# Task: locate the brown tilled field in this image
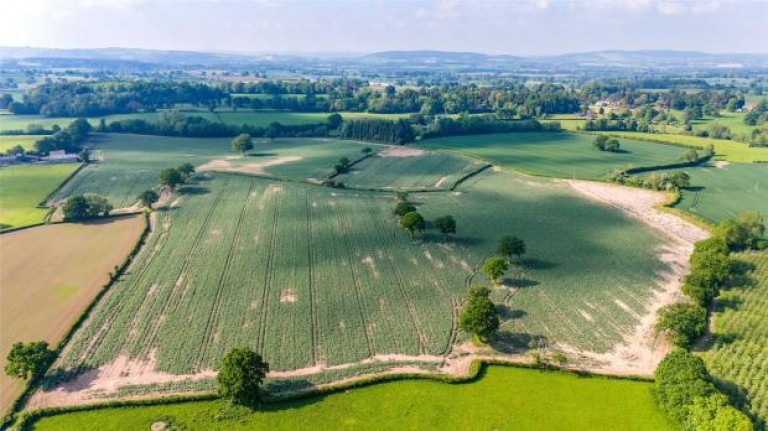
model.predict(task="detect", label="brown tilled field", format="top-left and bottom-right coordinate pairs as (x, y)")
top-left (0, 215), bottom-right (145, 414)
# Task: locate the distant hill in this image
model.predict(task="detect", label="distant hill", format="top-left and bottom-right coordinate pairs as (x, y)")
top-left (1, 46), bottom-right (766, 69)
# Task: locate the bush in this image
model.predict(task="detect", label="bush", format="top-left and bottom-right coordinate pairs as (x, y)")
top-left (218, 348), bottom-right (269, 406)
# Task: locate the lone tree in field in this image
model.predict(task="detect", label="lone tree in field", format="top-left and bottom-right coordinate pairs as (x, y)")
top-left (138, 190), bottom-right (160, 209)
top-left (459, 285), bottom-right (499, 342)
top-left (5, 341), bottom-right (55, 380)
top-left (62, 194), bottom-right (113, 221)
top-left (481, 257), bottom-right (508, 285)
top-left (435, 215), bottom-right (457, 241)
top-left (231, 133), bottom-right (254, 154)
top-left (159, 168), bottom-right (184, 190)
top-left (177, 162), bottom-right (195, 178)
top-left (393, 201), bottom-right (416, 217)
top-left (361, 146), bottom-right (373, 155)
top-left (327, 113), bottom-right (343, 130)
top-left (334, 157), bottom-right (352, 174)
top-left (400, 211), bottom-right (425, 239)
top-left (682, 149), bottom-right (700, 164)
top-left (497, 236), bottom-right (526, 261)
top-left (593, 135), bottom-right (621, 152)
top-left (218, 347), bottom-right (269, 406)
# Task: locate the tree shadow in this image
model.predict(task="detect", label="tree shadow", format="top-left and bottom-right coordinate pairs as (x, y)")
top-left (711, 376), bottom-right (758, 425)
top-left (40, 365), bottom-right (98, 391)
top-left (177, 186), bottom-right (210, 195)
top-left (519, 258), bottom-right (557, 270)
top-left (503, 277), bottom-right (539, 288)
top-left (246, 152), bottom-right (278, 157)
top-left (710, 332), bottom-right (740, 347)
top-left (496, 304), bottom-right (527, 321)
top-left (729, 259), bottom-right (757, 288)
top-left (489, 331), bottom-right (548, 354)
top-left (714, 296), bottom-right (743, 312)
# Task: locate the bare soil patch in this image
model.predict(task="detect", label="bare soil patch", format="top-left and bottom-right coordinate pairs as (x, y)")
top-left (378, 147), bottom-right (425, 157)
top-left (0, 216), bottom-right (145, 412)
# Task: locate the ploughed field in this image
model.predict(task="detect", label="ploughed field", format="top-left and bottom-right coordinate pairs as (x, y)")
top-left (43, 165), bottom-right (668, 398)
top-left (31, 366), bottom-right (673, 431)
top-left (0, 216), bottom-right (146, 413)
top-left (418, 132), bottom-right (687, 180)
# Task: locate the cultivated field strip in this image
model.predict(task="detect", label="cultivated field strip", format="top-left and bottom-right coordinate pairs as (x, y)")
top-left (335, 151), bottom-right (488, 191)
top-left (706, 252), bottom-right (768, 424)
top-left (58, 174), bottom-right (462, 375)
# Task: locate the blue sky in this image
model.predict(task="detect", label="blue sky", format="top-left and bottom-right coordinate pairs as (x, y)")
top-left (2, 0), bottom-right (766, 54)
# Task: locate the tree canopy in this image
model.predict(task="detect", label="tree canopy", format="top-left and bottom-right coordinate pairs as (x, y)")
top-left (459, 285), bottom-right (499, 342)
top-left (434, 215), bottom-right (457, 241)
top-left (496, 236), bottom-right (526, 260)
top-left (481, 257), bottom-right (508, 284)
top-left (4, 341), bottom-right (55, 380)
top-left (231, 133), bottom-right (254, 154)
top-left (218, 347), bottom-right (270, 406)
top-left (62, 194), bottom-right (113, 221)
top-left (399, 211), bottom-right (425, 239)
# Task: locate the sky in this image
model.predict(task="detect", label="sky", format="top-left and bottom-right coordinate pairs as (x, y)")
top-left (1, 0), bottom-right (766, 55)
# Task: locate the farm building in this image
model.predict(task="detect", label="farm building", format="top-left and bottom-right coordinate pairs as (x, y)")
top-left (42, 150), bottom-right (78, 163)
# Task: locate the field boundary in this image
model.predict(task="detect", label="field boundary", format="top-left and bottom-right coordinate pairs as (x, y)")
top-left (12, 359), bottom-right (655, 430)
top-left (36, 162), bottom-right (85, 209)
top-left (2, 213), bottom-right (152, 428)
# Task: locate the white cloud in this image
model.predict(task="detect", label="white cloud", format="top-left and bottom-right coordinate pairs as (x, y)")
top-left (657, 1), bottom-right (685, 14)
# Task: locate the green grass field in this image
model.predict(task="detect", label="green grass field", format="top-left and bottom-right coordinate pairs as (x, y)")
top-left (0, 163), bottom-right (79, 229)
top-left (665, 163), bottom-right (768, 223)
top-left (50, 134), bottom-right (383, 207)
top-left (418, 132), bottom-right (686, 180)
top-left (0, 134), bottom-right (44, 152)
top-left (48, 166), bottom-right (666, 393)
top-left (705, 251), bottom-right (768, 426)
top-left (32, 366), bottom-right (672, 431)
top-left (335, 150), bottom-right (488, 190)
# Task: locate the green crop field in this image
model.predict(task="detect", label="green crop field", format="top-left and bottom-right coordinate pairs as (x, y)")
top-left (665, 163), bottom-right (768, 223)
top-left (705, 251), bottom-right (768, 426)
top-left (335, 150), bottom-right (488, 191)
top-left (0, 163), bottom-right (80, 230)
top-left (31, 366), bottom-right (672, 430)
top-left (418, 132), bottom-right (686, 180)
top-left (50, 134), bottom-right (384, 207)
top-left (46, 167), bottom-right (666, 396)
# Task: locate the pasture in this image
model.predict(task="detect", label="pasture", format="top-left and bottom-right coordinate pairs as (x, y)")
top-left (705, 251), bottom-right (768, 426)
top-left (0, 163), bottom-right (79, 230)
top-left (334, 148), bottom-right (488, 190)
top-left (588, 131), bottom-right (768, 163)
top-left (50, 134), bottom-right (382, 207)
top-left (42, 168), bottom-right (668, 404)
top-left (31, 366), bottom-right (672, 430)
top-left (418, 132), bottom-right (685, 180)
top-left (0, 216), bottom-right (145, 414)
top-left (0, 134), bottom-right (43, 153)
top-left (669, 163), bottom-right (768, 222)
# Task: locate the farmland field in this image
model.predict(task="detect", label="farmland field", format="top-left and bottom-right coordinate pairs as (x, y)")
top-left (0, 110), bottom-right (410, 131)
top-left (334, 149), bottom-right (488, 190)
top-left (31, 366), bottom-right (672, 430)
top-left (0, 134), bottom-right (43, 152)
top-left (666, 163), bottom-right (768, 222)
top-left (50, 134), bottom-right (383, 207)
top-left (0, 216), bottom-right (145, 414)
top-left (705, 251), bottom-right (768, 427)
top-left (418, 132), bottom-right (686, 180)
top-left (587, 131), bottom-right (768, 163)
top-left (0, 163), bottom-right (79, 229)
top-left (38, 167), bottom-right (669, 403)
